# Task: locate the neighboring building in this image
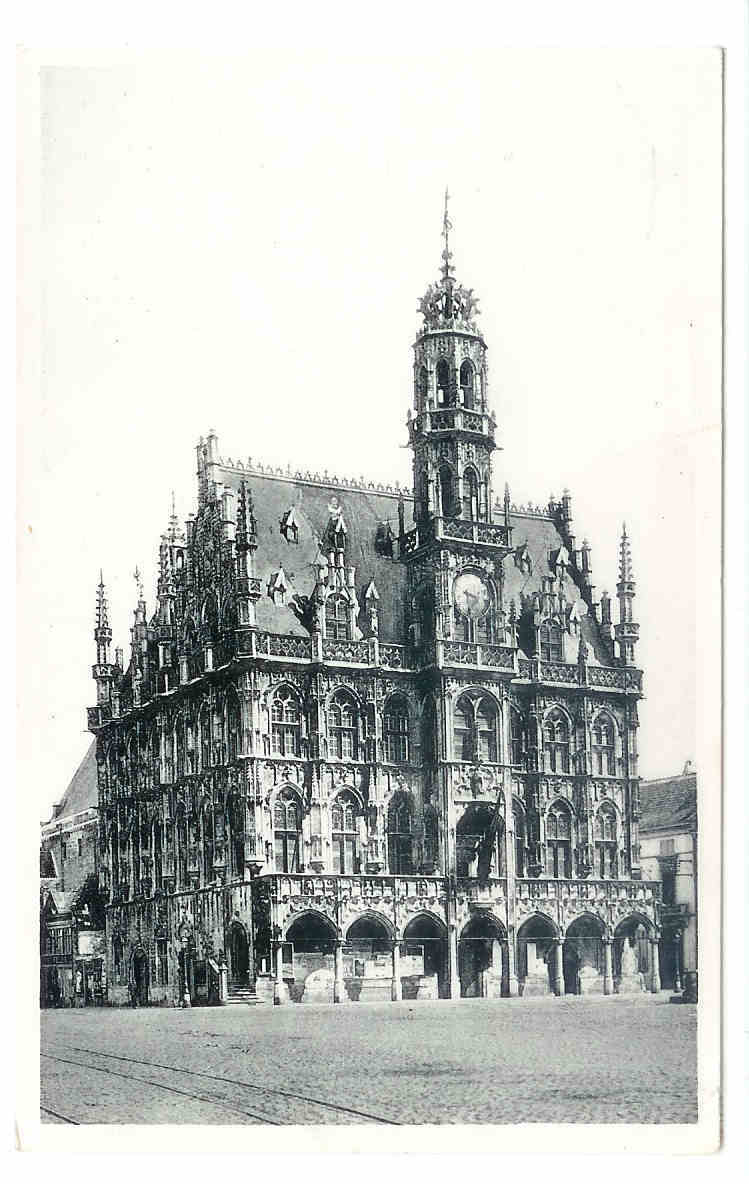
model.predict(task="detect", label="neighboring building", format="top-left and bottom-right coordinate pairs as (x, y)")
top-left (87, 203), bottom-right (661, 1007)
top-left (640, 763), bottom-right (697, 1002)
top-left (40, 742), bottom-right (107, 1007)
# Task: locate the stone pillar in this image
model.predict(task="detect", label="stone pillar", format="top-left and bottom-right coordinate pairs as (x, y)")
top-left (552, 939), bottom-right (564, 996)
top-left (603, 938), bottom-right (613, 996)
top-left (334, 940), bottom-right (344, 1004)
top-left (673, 932), bottom-right (683, 993)
top-left (273, 941), bottom-right (284, 1006)
top-left (391, 941), bottom-right (402, 1002)
top-left (506, 932), bottom-right (518, 997)
top-left (682, 971), bottom-right (698, 1003)
top-left (181, 944), bottom-right (192, 1008)
top-left (650, 939), bottom-right (661, 994)
top-left (447, 925), bottom-right (460, 999)
top-left (218, 958), bottom-right (229, 1005)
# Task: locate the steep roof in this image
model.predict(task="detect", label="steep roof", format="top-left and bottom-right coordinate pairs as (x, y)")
top-left (45, 741), bottom-right (98, 825)
top-left (216, 462), bottom-right (611, 661)
top-left (639, 772), bottom-right (697, 835)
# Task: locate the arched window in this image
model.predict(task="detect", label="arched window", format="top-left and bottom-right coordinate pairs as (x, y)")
top-left (176, 810), bottom-right (187, 889)
top-left (274, 790), bottom-right (302, 873)
top-left (420, 697), bottom-right (437, 765)
top-left (436, 358), bottom-right (450, 405)
top-left (271, 687), bottom-right (302, 757)
top-left (199, 704), bottom-right (210, 771)
top-left (212, 702), bottom-right (224, 764)
top-left (423, 803), bottom-right (439, 868)
top-left (153, 822), bottom-right (163, 892)
top-left (456, 804), bottom-right (504, 878)
top-left (227, 692), bottom-right (241, 761)
top-left (460, 360), bottom-right (475, 408)
top-left (202, 804), bottom-right (215, 885)
top-left (418, 365), bottom-right (429, 408)
top-left (127, 735), bottom-right (138, 788)
top-left (513, 799), bottom-right (526, 876)
top-left (328, 691), bottom-right (358, 760)
top-left (439, 465), bottom-right (454, 517)
top-left (453, 697), bottom-right (473, 762)
top-left (184, 716), bottom-right (196, 775)
top-left (546, 802), bottom-right (572, 878)
top-left (543, 709), bottom-right (570, 773)
top-left (325, 596), bottom-right (351, 641)
top-left (595, 803), bottom-right (617, 878)
top-left (592, 714), bottom-right (615, 775)
top-left (383, 697), bottom-right (409, 763)
top-left (462, 467), bottom-right (479, 521)
top-left (387, 794), bottom-right (413, 874)
top-left (511, 708), bottom-right (526, 767)
top-left (476, 697), bottom-right (498, 763)
top-left (331, 792), bottom-right (359, 874)
top-left (539, 620), bottom-right (563, 662)
top-left (175, 715), bottom-right (186, 779)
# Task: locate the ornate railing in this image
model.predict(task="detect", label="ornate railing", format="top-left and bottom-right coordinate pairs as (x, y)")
top-left (455, 877), bottom-right (508, 903)
top-left (441, 516), bottom-right (473, 540)
top-left (540, 661), bottom-right (580, 685)
top-left (514, 659), bottom-right (643, 693)
top-left (443, 641), bottom-right (479, 665)
top-left (322, 638), bottom-right (371, 664)
top-left (516, 878), bottom-right (660, 904)
top-left (442, 641), bottom-right (515, 670)
top-left (379, 643), bottom-right (408, 669)
top-left (272, 873), bottom-right (446, 903)
top-left (256, 632), bottom-right (314, 660)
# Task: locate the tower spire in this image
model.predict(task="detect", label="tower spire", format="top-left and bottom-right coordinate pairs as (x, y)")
top-left (441, 187), bottom-right (454, 283)
top-left (615, 521), bottom-right (639, 666)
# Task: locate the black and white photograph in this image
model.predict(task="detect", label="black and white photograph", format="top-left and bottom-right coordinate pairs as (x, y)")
top-left (16, 22), bottom-right (733, 1158)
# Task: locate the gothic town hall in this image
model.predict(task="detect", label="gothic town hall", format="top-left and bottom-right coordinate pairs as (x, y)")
top-left (88, 207), bottom-right (661, 1007)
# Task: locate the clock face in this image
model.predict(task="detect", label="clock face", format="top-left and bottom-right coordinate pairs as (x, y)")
top-left (453, 573), bottom-right (491, 620)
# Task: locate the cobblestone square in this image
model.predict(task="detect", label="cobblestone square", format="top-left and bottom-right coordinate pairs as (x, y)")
top-left (40, 995), bottom-right (697, 1126)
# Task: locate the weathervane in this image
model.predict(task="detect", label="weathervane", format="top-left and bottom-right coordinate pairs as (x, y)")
top-left (441, 186), bottom-right (454, 282)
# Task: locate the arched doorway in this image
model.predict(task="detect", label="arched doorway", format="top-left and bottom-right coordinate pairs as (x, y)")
top-left (614, 916), bottom-right (651, 994)
top-left (132, 948), bottom-right (149, 1006)
top-left (458, 914), bottom-right (506, 998)
top-left (345, 914), bottom-right (394, 1002)
top-left (402, 914), bottom-right (448, 999)
top-left (517, 914), bottom-right (557, 996)
top-left (227, 920), bottom-right (250, 985)
top-left (563, 915), bottom-right (606, 994)
top-left (286, 911), bottom-right (338, 1004)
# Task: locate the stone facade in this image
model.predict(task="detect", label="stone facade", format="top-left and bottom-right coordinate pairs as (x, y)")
top-left (639, 764), bottom-right (697, 1001)
top-left (40, 743), bottom-right (106, 1006)
top-left (87, 201), bottom-right (660, 1006)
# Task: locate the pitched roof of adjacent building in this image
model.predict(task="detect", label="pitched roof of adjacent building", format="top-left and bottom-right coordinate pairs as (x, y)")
top-left (44, 740), bottom-right (98, 826)
top-left (639, 769), bottom-right (697, 835)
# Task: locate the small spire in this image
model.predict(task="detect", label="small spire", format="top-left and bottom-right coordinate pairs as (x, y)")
top-left (133, 565), bottom-right (144, 602)
top-left (95, 572), bottom-right (109, 631)
top-left (168, 490), bottom-right (179, 541)
top-left (440, 187), bottom-right (454, 283)
top-left (619, 522), bottom-right (634, 582)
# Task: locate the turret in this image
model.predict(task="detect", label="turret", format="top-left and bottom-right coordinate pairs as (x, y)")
top-left (235, 480), bottom-right (260, 627)
top-left (92, 572), bottom-right (114, 706)
top-left (615, 523), bottom-right (639, 666)
top-left (409, 192), bottom-right (498, 528)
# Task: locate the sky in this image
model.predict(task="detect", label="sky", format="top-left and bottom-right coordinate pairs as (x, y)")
top-left (18, 50), bottom-right (722, 821)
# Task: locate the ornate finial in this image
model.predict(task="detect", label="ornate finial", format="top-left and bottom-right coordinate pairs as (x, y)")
top-left (168, 490), bottom-right (179, 541)
top-left (133, 566), bottom-right (144, 601)
top-left (95, 572), bottom-right (109, 631)
top-left (619, 522), bottom-right (634, 582)
top-left (441, 187), bottom-right (454, 283)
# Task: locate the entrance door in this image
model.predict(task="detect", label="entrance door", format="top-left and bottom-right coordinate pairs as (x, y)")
top-left (133, 949), bottom-right (149, 1006)
top-left (228, 923), bottom-right (250, 984)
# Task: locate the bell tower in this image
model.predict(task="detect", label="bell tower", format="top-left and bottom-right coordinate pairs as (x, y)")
top-left (409, 190), bottom-right (498, 525)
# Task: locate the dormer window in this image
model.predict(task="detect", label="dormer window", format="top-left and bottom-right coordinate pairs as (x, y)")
top-left (279, 507), bottom-right (299, 544)
top-left (267, 567), bottom-right (291, 606)
top-left (539, 620), bottom-right (563, 662)
top-left (325, 595), bottom-right (351, 641)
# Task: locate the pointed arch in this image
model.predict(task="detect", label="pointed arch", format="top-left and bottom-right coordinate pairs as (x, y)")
top-left (273, 786), bottom-right (303, 873)
top-left (594, 800), bottom-right (619, 878)
top-left (331, 789), bottom-right (360, 874)
top-left (325, 594), bottom-right (351, 641)
top-left (461, 465), bottom-right (479, 521)
top-left (543, 706), bottom-right (571, 773)
top-left (270, 683), bottom-right (302, 757)
top-left (438, 464), bottom-right (455, 517)
top-left (383, 694), bottom-right (409, 763)
top-left (436, 358), bottom-right (451, 406)
top-left (328, 689), bottom-right (360, 760)
top-left (460, 359), bottom-right (475, 409)
top-left (387, 791), bottom-right (414, 874)
top-left (545, 797), bottom-right (574, 878)
top-left (539, 618), bottom-right (563, 662)
top-left (591, 709), bottom-right (617, 775)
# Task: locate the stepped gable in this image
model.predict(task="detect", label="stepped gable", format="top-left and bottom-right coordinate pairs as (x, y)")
top-left (45, 740), bottom-right (98, 824)
top-left (216, 461), bottom-right (411, 643)
top-left (639, 772), bottom-right (697, 834)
